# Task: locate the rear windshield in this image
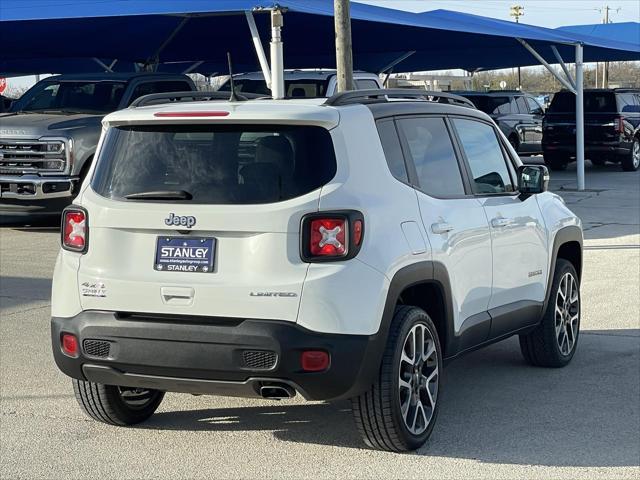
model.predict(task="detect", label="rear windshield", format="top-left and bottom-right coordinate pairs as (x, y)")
top-left (548, 91), bottom-right (617, 113)
top-left (464, 95), bottom-right (513, 115)
top-left (219, 79), bottom-right (329, 98)
top-left (91, 124), bottom-right (337, 204)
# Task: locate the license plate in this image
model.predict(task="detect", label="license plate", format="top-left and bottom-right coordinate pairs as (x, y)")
top-left (154, 237), bottom-right (216, 273)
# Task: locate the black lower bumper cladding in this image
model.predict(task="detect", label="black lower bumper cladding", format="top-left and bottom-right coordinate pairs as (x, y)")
top-left (51, 311), bottom-right (383, 401)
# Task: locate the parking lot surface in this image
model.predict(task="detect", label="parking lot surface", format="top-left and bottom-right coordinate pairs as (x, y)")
top-left (1, 162), bottom-right (638, 479)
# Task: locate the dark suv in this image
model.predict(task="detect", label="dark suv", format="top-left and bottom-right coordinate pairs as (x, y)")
top-left (543, 89), bottom-right (640, 171)
top-left (456, 91), bottom-right (544, 155)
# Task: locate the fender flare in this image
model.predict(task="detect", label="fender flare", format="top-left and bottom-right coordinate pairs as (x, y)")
top-left (342, 261), bottom-right (455, 398)
top-left (542, 225), bottom-right (583, 313)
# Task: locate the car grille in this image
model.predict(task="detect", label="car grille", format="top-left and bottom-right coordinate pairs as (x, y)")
top-left (0, 140), bottom-right (67, 174)
top-left (242, 350), bottom-right (278, 370)
top-left (83, 339), bottom-right (111, 359)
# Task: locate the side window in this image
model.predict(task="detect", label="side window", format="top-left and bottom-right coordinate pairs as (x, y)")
top-left (492, 96), bottom-right (513, 114)
top-left (526, 96), bottom-right (544, 114)
top-left (453, 118), bottom-right (514, 194)
top-left (128, 81), bottom-right (192, 105)
top-left (618, 93), bottom-right (639, 113)
top-left (515, 96), bottom-right (529, 114)
top-left (396, 117), bottom-right (465, 197)
top-left (376, 120), bottom-right (408, 183)
top-left (355, 79), bottom-right (380, 90)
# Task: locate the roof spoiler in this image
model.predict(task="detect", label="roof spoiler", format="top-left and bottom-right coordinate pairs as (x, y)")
top-left (129, 90), bottom-right (268, 108)
top-left (324, 89), bottom-right (475, 108)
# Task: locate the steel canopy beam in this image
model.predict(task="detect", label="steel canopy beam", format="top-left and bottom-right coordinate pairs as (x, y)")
top-left (517, 38), bottom-right (576, 94)
top-left (245, 11), bottom-right (272, 89)
top-left (378, 51), bottom-right (416, 74)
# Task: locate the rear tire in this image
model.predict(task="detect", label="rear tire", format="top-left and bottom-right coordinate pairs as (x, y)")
top-left (73, 379), bottom-right (164, 425)
top-left (544, 153), bottom-right (569, 171)
top-left (621, 137), bottom-right (640, 171)
top-left (351, 306), bottom-right (442, 452)
top-left (519, 259), bottom-right (580, 368)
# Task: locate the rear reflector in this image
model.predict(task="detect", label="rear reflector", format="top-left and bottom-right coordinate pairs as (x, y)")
top-left (154, 111), bottom-right (229, 117)
top-left (301, 350), bottom-right (330, 372)
top-left (62, 207), bottom-right (87, 253)
top-left (61, 333), bottom-right (79, 357)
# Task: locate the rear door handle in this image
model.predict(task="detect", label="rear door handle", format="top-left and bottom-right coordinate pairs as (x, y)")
top-left (431, 222), bottom-right (454, 234)
top-left (491, 217), bottom-right (513, 228)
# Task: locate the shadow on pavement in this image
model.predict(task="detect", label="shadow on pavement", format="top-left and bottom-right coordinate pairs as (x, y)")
top-left (146, 329), bottom-right (639, 467)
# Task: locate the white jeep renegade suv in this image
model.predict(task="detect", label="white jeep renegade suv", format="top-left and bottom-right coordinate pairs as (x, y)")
top-left (51, 89), bottom-right (583, 452)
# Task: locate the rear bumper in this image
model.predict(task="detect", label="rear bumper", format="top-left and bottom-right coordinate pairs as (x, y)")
top-left (52, 311), bottom-right (382, 401)
top-left (542, 142), bottom-right (629, 157)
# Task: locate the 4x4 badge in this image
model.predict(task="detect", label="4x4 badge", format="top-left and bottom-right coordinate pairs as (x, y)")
top-left (165, 213), bottom-right (196, 229)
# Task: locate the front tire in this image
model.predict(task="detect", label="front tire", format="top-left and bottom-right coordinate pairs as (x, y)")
top-left (621, 137), bottom-right (640, 171)
top-left (73, 379), bottom-right (164, 425)
top-left (519, 259), bottom-right (580, 368)
top-left (351, 306), bottom-right (442, 452)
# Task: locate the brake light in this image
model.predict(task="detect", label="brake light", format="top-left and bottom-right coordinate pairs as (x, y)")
top-left (153, 111), bottom-right (229, 117)
top-left (616, 116), bottom-right (625, 134)
top-left (61, 333), bottom-right (79, 357)
top-left (300, 211), bottom-right (364, 262)
top-left (62, 207), bottom-right (87, 253)
top-left (310, 218), bottom-right (347, 256)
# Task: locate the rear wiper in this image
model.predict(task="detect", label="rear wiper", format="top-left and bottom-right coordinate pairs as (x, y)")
top-left (124, 190), bottom-right (193, 200)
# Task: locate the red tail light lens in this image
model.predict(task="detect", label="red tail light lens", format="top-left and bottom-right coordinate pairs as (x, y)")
top-left (301, 350), bottom-right (330, 372)
top-left (616, 116), bottom-right (625, 134)
top-left (301, 211), bottom-right (364, 262)
top-left (62, 208), bottom-right (88, 253)
top-left (310, 218), bottom-right (347, 256)
top-left (61, 333), bottom-right (79, 357)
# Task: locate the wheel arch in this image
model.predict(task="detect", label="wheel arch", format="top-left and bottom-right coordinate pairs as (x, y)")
top-left (344, 261), bottom-right (455, 399)
top-left (543, 226), bottom-right (583, 313)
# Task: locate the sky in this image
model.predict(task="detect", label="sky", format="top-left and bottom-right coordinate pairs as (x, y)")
top-left (358, 0), bottom-right (640, 28)
top-left (3, 0), bottom-right (639, 92)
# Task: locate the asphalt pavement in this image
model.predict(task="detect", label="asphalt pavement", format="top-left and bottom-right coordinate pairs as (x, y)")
top-left (1, 160), bottom-right (638, 479)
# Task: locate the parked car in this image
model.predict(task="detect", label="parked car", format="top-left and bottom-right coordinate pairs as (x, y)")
top-left (0, 72), bottom-right (196, 220)
top-left (455, 90), bottom-right (545, 155)
top-left (51, 89), bottom-right (582, 452)
top-left (0, 94), bottom-right (13, 113)
top-left (217, 69), bottom-right (382, 97)
top-left (543, 88), bottom-right (640, 171)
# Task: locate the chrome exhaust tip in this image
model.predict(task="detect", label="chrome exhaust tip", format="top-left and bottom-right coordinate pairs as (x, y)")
top-left (259, 384), bottom-right (295, 400)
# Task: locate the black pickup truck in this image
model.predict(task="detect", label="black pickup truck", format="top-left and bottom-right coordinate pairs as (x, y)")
top-left (542, 89), bottom-right (640, 171)
top-left (0, 73), bottom-right (196, 221)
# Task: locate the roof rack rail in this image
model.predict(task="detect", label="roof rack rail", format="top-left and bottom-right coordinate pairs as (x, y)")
top-left (129, 90), bottom-right (267, 108)
top-left (324, 89), bottom-right (475, 108)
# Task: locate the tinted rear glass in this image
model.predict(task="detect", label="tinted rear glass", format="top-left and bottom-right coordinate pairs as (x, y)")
top-left (548, 91), bottom-right (618, 113)
top-left (92, 124), bottom-right (336, 204)
top-left (220, 79), bottom-right (329, 97)
top-left (464, 95), bottom-right (513, 115)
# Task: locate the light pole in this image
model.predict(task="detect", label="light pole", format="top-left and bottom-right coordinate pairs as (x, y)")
top-left (510, 5), bottom-right (524, 90)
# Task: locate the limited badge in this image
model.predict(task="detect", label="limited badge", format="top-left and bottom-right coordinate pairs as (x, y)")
top-left (81, 281), bottom-right (107, 298)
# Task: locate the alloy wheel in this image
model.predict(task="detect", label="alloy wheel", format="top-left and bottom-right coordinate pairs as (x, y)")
top-left (633, 139), bottom-right (639, 169)
top-left (117, 387), bottom-right (159, 410)
top-left (398, 323), bottom-right (439, 435)
top-left (555, 272), bottom-right (580, 356)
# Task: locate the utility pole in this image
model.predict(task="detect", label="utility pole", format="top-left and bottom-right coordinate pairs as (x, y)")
top-left (598, 5), bottom-right (620, 88)
top-left (510, 5), bottom-right (524, 90)
top-left (334, 0), bottom-right (354, 93)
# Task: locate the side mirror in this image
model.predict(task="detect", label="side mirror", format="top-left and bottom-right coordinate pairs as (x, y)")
top-left (518, 165), bottom-right (549, 195)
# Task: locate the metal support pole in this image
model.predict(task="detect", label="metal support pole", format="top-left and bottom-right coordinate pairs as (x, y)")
top-left (92, 57), bottom-right (114, 73)
top-left (575, 43), bottom-right (585, 191)
top-left (270, 9), bottom-right (284, 99)
top-left (334, 0), bottom-right (354, 92)
top-left (550, 46), bottom-right (576, 90)
top-left (517, 39), bottom-right (576, 94)
top-left (245, 11), bottom-right (272, 89)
